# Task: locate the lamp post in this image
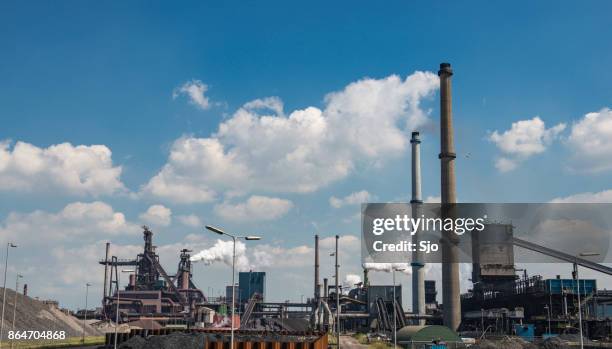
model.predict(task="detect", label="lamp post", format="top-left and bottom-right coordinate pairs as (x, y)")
top-left (393, 267), bottom-right (405, 349)
top-left (9, 274), bottom-right (22, 349)
top-left (0, 242), bottom-right (17, 348)
top-left (329, 235), bottom-right (340, 348)
top-left (114, 269), bottom-right (134, 349)
top-left (544, 305), bottom-right (551, 335)
top-left (574, 252), bottom-right (599, 349)
top-left (82, 283), bottom-right (91, 344)
top-left (205, 225), bottom-right (261, 349)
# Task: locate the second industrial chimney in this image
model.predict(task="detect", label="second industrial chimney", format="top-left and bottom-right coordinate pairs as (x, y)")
top-left (410, 131), bottom-right (426, 325)
top-left (314, 234), bottom-right (320, 301)
top-left (438, 62), bottom-right (461, 330)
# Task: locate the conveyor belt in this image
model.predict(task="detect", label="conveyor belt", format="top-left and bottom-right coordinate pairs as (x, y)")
top-left (512, 237), bottom-right (612, 276)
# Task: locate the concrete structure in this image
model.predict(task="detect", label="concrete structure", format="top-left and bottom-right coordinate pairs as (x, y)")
top-left (410, 131), bottom-right (425, 325)
top-left (438, 62), bottom-right (461, 330)
top-left (471, 223), bottom-right (516, 293)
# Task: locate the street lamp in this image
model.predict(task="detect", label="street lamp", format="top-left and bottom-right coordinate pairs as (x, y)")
top-left (544, 305), bottom-right (551, 335)
top-left (205, 225), bottom-right (261, 349)
top-left (82, 283), bottom-right (92, 344)
top-left (329, 235), bottom-right (340, 348)
top-left (574, 252), bottom-right (599, 349)
top-left (114, 270), bottom-right (134, 349)
top-left (393, 267), bottom-right (405, 349)
top-left (9, 274), bottom-right (22, 349)
top-left (0, 242), bottom-right (17, 349)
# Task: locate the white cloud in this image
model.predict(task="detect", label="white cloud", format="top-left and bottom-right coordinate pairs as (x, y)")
top-left (488, 116), bottom-right (566, 172)
top-left (139, 204), bottom-right (172, 226)
top-left (214, 195), bottom-right (293, 221)
top-left (144, 72), bottom-right (439, 203)
top-left (242, 96), bottom-right (284, 116)
top-left (173, 79), bottom-right (211, 110)
top-left (0, 140), bottom-right (124, 196)
top-left (177, 214), bottom-right (202, 227)
top-left (319, 235), bottom-right (360, 250)
top-left (0, 201), bottom-right (139, 244)
top-left (424, 195), bottom-right (440, 203)
top-left (566, 108), bottom-right (612, 172)
top-left (329, 190), bottom-right (373, 208)
top-left (550, 189), bottom-right (612, 203)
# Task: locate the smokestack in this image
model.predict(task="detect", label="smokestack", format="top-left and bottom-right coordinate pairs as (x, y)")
top-left (314, 235), bottom-right (320, 301)
top-left (129, 274), bottom-right (136, 287)
top-left (410, 131), bottom-right (426, 325)
top-left (181, 271), bottom-right (190, 290)
top-left (103, 242), bottom-right (110, 299)
top-left (323, 278), bottom-right (328, 299)
top-left (438, 62), bottom-right (461, 330)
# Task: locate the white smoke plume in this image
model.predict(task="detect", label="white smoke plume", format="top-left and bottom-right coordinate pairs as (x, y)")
top-left (190, 239), bottom-right (252, 271)
top-left (363, 262), bottom-right (412, 274)
top-left (344, 273), bottom-right (362, 286)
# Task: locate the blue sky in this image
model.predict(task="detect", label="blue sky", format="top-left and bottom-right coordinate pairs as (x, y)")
top-left (1, 1), bottom-right (611, 309)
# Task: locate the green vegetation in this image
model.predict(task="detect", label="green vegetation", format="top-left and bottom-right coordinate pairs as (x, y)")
top-left (351, 332), bottom-right (394, 349)
top-left (353, 333), bottom-right (368, 344)
top-left (7, 336), bottom-right (105, 348)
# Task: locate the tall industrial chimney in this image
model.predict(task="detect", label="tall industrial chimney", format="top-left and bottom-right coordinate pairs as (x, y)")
top-left (103, 242), bottom-right (110, 299)
top-left (314, 235), bottom-right (320, 301)
top-left (438, 62), bottom-right (461, 330)
top-left (410, 131), bottom-right (426, 325)
top-left (323, 278), bottom-right (328, 299)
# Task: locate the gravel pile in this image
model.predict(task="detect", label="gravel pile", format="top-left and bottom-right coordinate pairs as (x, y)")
top-left (473, 337), bottom-right (537, 349)
top-left (0, 287), bottom-right (102, 340)
top-left (119, 332), bottom-right (207, 349)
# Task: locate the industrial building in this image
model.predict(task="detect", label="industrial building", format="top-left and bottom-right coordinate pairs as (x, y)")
top-left (99, 226), bottom-right (206, 324)
top-left (238, 271), bottom-right (266, 304)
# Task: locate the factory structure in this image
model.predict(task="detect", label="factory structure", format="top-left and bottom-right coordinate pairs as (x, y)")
top-left (96, 63), bottom-right (612, 346)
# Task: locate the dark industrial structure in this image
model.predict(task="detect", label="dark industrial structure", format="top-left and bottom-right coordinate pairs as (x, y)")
top-left (100, 227), bottom-right (205, 323)
top-left (239, 271), bottom-right (266, 304)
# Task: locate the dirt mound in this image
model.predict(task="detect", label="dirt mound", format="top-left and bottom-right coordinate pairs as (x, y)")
top-left (473, 337), bottom-right (537, 349)
top-left (119, 332), bottom-right (207, 349)
top-left (0, 287), bottom-right (101, 340)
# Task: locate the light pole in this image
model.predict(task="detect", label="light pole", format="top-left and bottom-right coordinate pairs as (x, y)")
top-left (0, 242), bottom-right (17, 348)
top-left (205, 225), bottom-right (261, 349)
top-left (330, 235), bottom-right (340, 348)
top-left (574, 252), bottom-right (599, 349)
top-left (82, 283), bottom-right (91, 344)
top-left (114, 269), bottom-right (134, 349)
top-left (544, 305), bottom-right (551, 334)
top-left (393, 267), bottom-right (405, 349)
top-left (9, 274), bottom-right (22, 349)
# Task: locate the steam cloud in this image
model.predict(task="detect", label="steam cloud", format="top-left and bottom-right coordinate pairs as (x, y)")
top-left (190, 239), bottom-right (252, 271)
top-left (344, 274), bottom-right (362, 286)
top-left (363, 262), bottom-right (412, 274)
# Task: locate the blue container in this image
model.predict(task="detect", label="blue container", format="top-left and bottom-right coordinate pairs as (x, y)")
top-left (546, 279), bottom-right (596, 295)
top-left (514, 324), bottom-right (534, 341)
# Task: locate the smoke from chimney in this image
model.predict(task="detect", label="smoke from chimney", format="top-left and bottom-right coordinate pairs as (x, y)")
top-left (190, 239), bottom-right (251, 270)
top-left (363, 262), bottom-right (412, 274)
